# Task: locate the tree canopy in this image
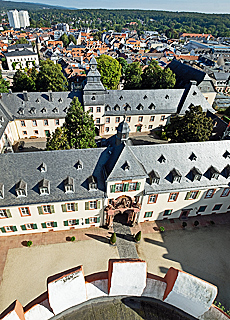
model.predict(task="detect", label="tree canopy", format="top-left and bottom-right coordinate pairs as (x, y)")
top-left (59, 33), bottom-right (69, 47)
top-left (14, 38), bottom-right (29, 45)
top-left (12, 69), bottom-right (36, 92)
top-left (96, 55), bottom-right (121, 90)
top-left (117, 57), bottom-right (128, 77)
top-left (46, 97), bottom-right (97, 150)
top-left (123, 62), bottom-right (143, 89)
top-left (0, 71), bottom-right (9, 93)
top-left (165, 105), bottom-right (213, 143)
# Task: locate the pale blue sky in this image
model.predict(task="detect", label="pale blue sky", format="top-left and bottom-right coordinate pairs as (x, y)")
top-left (10, 0), bottom-right (230, 13)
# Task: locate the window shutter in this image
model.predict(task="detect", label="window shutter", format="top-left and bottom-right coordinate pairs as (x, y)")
top-left (85, 218), bottom-right (89, 224)
top-left (37, 206), bottom-right (43, 215)
top-left (21, 225), bottom-right (26, 230)
top-left (185, 192), bottom-right (191, 200)
top-left (97, 217), bottom-right (100, 223)
top-left (74, 203), bottom-right (78, 211)
top-left (0, 227), bottom-right (6, 233)
top-left (64, 220), bottom-right (68, 226)
top-left (136, 182), bottom-right (141, 191)
top-left (53, 222), bottom-right (57, 227)
top-left (85, 202), bottom-right (89, 210)
top-left (96, 201), bottom-right (100, 209)
top-left (51, 205), bottom-right (55, 213)
top-left (41, 223), bottom-right (47, 228)
top-left (6, 209), bottom-right (11, 218)
top-left (76, 219), bottom-right (79, 225)
top-left (33, 224), bottom-right (38, 229)
top-left (111, 185), bottom-right (115, 193)
top-left (12, 226), bottom-right (17, 232)
top-left (61, 204), bottom-right (67, 212)
top-left (195, 191), bottom-right (201, 199)
top-left (124, 183), bottom-right (129, 192)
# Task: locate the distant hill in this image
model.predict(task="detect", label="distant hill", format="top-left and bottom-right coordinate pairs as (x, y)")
top-left (0, 0), bottom-right (68, 11)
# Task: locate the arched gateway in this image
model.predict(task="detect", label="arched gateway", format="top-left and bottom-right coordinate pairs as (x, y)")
top-left (105, 195), bottom-right (141, 227)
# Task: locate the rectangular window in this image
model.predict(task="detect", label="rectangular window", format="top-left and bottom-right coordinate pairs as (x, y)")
top-left (138, 116), bottom-right (143, 122)
top-left (129, 182), bottom-right (136, 191)
top-left (21, 120), bottom-right (26, 127)
top-left (55, 119), bottom-right (60, 125)
top-left (150, 116), bottom-right (155, 121)
top-left (68, 219), bottom-right (78, 226)
top-left (0, 209), bottom-right (7, 218)
top-left (144, 211), bottom-right (152, 218)
top-left (168, 192), bottom-right (179, 202)
top-left (115, 183), bottom-right (123, 192)
top-left (205, 189), bottom-right (216, 199)
top-left (25, 223), bottom-right (34, 230)
top-left (66, 203), bottom-right (75, 211)
top-left (198, 206), bottom-right (207, 212)
top-left (23, 131), bottom-right (27, 135)
top-left (148, 194), bottom-right (158, 203)
top-left (97, 107), bottom-right (101, 112)
top-left (40, 187), bottom-right (49, 195)
top-left (106, 117), bottom-right (110, 123)
top-left (212, 204), bottom-right (222, 211)
top-left (96, 118), bottom-right (100, 124)
top-left (45, 130), bottom-right (50, 137)
top-left (126, 117), bottom-right (131, 122)
top-left (34, 130), bottom-right (39, 135)
top-left (44, 120), bottom-right (49, 126)
top-left (115, 117), bottom-right (120, 123)
top-left (161, 116), bottom-right (165, 121)
top-left (186, 190), bottom-right (200, 200)
top-left (19, 207), bottom-right (30, 216)
top-left (32, 120), bottom-right (37, 126)
top-left (89, 107), bottom-right (93, 112)
top-left (89, 201), bottom-right (97, 209)
top-left (42, 205), bottom-right (51, 214)
top-left (221, 188), bottom-right (230, 197)
top-left (148, 125), bottom-right (153, 129)
top-left (163, 209), bottom-right (172, 216)
top-left (105, 127), bottom-right (109, 132)
top-left (46, 221), bottom-right (54, 228)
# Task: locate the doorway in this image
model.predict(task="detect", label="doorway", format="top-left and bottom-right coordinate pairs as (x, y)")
top-left (180, 209), bottom-right (191, 220)
top-left (113, 211), bottom-right (129, 225)
top-left (136, 125), bottom-right (141, 132)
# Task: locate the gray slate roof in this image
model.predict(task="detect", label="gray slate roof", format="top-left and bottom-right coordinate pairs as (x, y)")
top-left (4, 49), bottom-right (38, 57)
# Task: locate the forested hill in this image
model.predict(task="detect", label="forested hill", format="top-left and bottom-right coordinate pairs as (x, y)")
top-left (0, 0), bottom-right (67, 11)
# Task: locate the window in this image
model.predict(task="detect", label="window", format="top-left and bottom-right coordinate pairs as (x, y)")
top-left (97, 107), bottom-right (101, 112)
top-left (42, 205), bottom-right (51, 214)
top-left (161, 116), bottom-right (165, 121)
top-left (17, 189), bottom-right (26, 197)
top-left (89, 107), bottom-right (93, 112)
top-left (89, 201), bottom-right (97, 209)
top-left (126, 117), bottom-right (131, 122)
top-left (34, 130), bottom-right (39, 135)
top-left (144, 211), bottom-right (152, 218)
top-left (19, 207), bottom-right (30, 216)
top-left (65, 185), bottom-right (73, 193)
top-left (212, 204), bottom-right (222, 211)
top-left (25, 223), bottom-right (33, 230)
top-left (32, 120), bottom-right (37, 126)
top-left (148, 125), bottom-right (153, 129)
top-left (45, 130), bottom-right (50, 137)
top-left (68, 219), bottom-right (78, 226)
top-left (115, 117), bottom-right (120, 123)
top-left (106, 117), bottom-right (110, 123)
top-left (44, 120), bottom-right (49, 126)
top-left (138, 116), bottom-right (143, 122)
top-left (185, 190), bottom-right (200, 200)
top-left (21, 120), bottom-right (26, 127)
top-left (55, 119), bottom-right (59, 125)
top-left (168, 192), bottom-right (179, 202)
top-left (115, 184), bottom-right (123, 192)
top-left (150, 116), bottom-right (155, 121)
top-left (148, 194), bottom-right (158, 203)
top-left (23, 131), bottom-right (27, 135)
top-left (40, 187), bottom-right (49, 195)
top-left (221, 188), bottom-right (230, 197)
top-left (129, 182), bottom-right (136, 191)
top-left (0, 209), bottom-right (7, 218)
top-left (96, 118), bottom-right (100, 124)
top-left (205, 189), bottom-right (215, 199)
top-left (105, 127), bottom-right (109, 132)
top-left (198, 206), bottom-right (207, 213)
top-left (66, 203), bottom-right (75, 211)
top-left (46, 221), bottom-right (54, 228)
top-left (85, 217), bottom-right (99, 224)
top-left (163, 209), bottom-right (172, 216)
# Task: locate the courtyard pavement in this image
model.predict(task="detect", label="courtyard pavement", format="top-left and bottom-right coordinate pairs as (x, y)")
top-left (0, 212), bottom-right (229, 314)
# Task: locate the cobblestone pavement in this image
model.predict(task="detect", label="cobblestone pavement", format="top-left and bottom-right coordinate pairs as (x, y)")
top-left (113, 222), bottom-right (139, 259)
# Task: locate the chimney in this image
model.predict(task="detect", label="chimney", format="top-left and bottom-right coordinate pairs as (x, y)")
top-left (23, 90), bottom-right (29, 101)
top-left (48, 90), bottom-right (53, 102)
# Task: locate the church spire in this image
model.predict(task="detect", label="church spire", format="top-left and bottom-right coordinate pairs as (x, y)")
top-left (83, 56), bottom-right (105, 92)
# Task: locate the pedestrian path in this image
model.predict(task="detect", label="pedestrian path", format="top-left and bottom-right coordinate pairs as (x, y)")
top-left (113, 222), bottom-right (139, 259)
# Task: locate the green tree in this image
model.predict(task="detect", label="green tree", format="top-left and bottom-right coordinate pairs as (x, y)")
top-left (117, 57), bottom-right (128, 76)
top-left (12, 70), bottom-right (36, 92)
top-left (123, 61), bottom-right (143, 89)
top-left (64, 97), bottom-right (97, 149)
top-left (36, 60), bottom-right (68, 92)
top-left (96, 55), bottom-right (121, 90)
top-left (92, 31), bottom-right (102, 41)
top-left (0, 71), bottom-right (9, 93)
top-left (15, 38), bottom-right (29, 44)
top-left (166, 105), bottom-right (213, 143)
top-left (27, 67), bottom-right (38, 83)
top-left (68, 34), bottom-right (76, 45)
top-left (59, 33), bottom-right (69, 47)
top-left (46, 127), bottom-right (70, 150)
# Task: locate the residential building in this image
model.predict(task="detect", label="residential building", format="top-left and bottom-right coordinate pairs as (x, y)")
top-left (4, 48), bottom-right (39, 70)
top-left (7, 10), bottom-right (30, 29)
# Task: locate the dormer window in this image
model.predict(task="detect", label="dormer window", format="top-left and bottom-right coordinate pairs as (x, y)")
top-left (105, 105), bottom-right (111, 111)
top-left (91, 96), bottom-right (96, 100)
top-left (40, 162), bottom-right (47, 172)
top-left (125, 103), bottom-right (131, 111)
top-left (165, 95), bottom-right (169, 99)
top-left (36, 98), bottom-right (40, 103)
top-left (58, 98), bottom-right (63, 103)
top-left (76, 160), bottom-right (83, 170)
top-left (137, 104), bottom-right (144, 110)
top-left (191, 167), bottom-right (202, 181)
top-left (223, 150), bottom-right (230, 158)
top-left (224, 164), bottom-right (230, 178)
top-left (193, 91), bottom-right (197, 95)
top-left (88, 175), bottom-right (97, 190)
top-left (149, 103), bottom-right (156, 110)
top-left (30, 107), bottom-right (36, 114)
top-left (63, 107), bottom-right (68, 113)
top-left (143, 95), bottom-right (147, 99)
top-left (209, 166), bottom-right (220, 180)
top-left (123, 161), bottom-right (130, 171)
top-left (18, 107), bottom-right (24, 115)
top-left (149, 170), bottom-right (160, 184)
top-left (41, 107), bottom-right (47, 113)
top-left (15, 180), bottom-right (27, 197)
top-left (39, 179), bottom-right (50, 195)
top-left (158, 154), bottom-right (166, 163)
top-left (0, 183), bottom-right (4, 199)
top-left (114, 104), bottom-right (120, 111)
top-left (53, 107), bottom-right (59, 113)
top-left (171, 168), bottom-right (182, 183)
top-left (119, 95), bottom-right (123, 100)
top-left (0, 116), bottom-right (4, 122)
top-left (64, 176), bottom-right (74, 193)
top-left (189, 152), bottom-right (197, 161)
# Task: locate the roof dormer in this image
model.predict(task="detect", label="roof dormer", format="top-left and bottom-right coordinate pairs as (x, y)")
top-left (15, 179), bottom-right (27, 197)
top-left (149, 170), bottom-right (160, 184)
top-left (223, 150), bottom-right (230, 159)
top-left (158, 154), bottom-right (166, 163)
top-left (171, 168), bottom-right (182, 183)
top-left (40, 162), bottom-right (47, 172)
top-left (30, 107), bottom-right (36, 114)
top-left (224, 164), bottom-right (230, 178)
top-left (149, 103), bottom-right (156, 110)
top-left (76, 160), bottom-right (83, 170)
top-left (53, 107), bottom-right (59, 113)
top-left (191, 167), bottom-right (202, 181)
top-left (0, 183), bottom-right (4, 199)
top-left (123, 161), bottom-right (130, 171)
top-left (39, 178), bottom-right (50, 195)
top-left (209, 166), bottom-right (220, 180)
top-left (41, 107), bottom-right (47, 113)
top-left (88, 175), bottom-right (97, 191)
top-left (137, 103), bottom-right (144, 110)
top-left (18, 107), bottom-right (24, 115)
top-left (189, 152), bottom-right (197, 161)
top-left (64, 176), bottom-right (74, 193)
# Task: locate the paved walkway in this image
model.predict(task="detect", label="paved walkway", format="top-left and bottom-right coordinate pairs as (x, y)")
top-left (113, 222), bottom-right (139, 259)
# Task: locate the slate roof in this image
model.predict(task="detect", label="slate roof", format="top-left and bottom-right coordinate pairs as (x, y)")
top-left (213, 72), bottom-right (230, 81)
top-left (0, 147), bottom-right (110, 208)
top-left (0, 91), bottom-right (83, 120)
top-left (7, 44), bottom-right (33, 51)
top-left (4, 49), bottom-right (38, 57)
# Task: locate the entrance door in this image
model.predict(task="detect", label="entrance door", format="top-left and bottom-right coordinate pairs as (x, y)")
top-left (136, 125), bottom-right (141, 132)
top-left (45, 130), bottom-right (50, 138)
top-left (180, 210), bottom-right (191, 220)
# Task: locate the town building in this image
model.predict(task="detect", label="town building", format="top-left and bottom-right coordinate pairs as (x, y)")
top-left (4, 45), bottom-right (39, 70)
top-left (7, 10), bottom-right (30, 29)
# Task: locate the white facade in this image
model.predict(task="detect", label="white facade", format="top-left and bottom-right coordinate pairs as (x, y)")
top-left (18, 11), bottom-right (30, 28)
top-left (7, 10), bottom-right (30, 29)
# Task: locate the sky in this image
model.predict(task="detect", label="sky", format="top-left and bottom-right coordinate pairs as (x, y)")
top-left (10, 0), bottom-right (230, 13)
